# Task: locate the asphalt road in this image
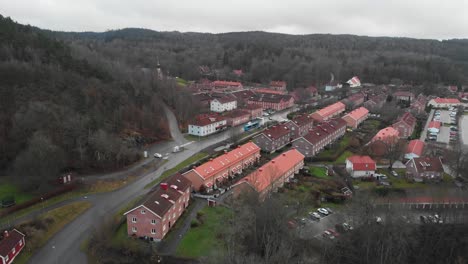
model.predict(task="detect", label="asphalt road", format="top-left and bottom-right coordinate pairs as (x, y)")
top-left (461, 114), bottom-right (468, 148)
top-left (28, 107), bottom-right (294, 264)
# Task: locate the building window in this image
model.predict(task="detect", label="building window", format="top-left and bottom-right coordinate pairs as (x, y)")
top-left (163, 225), bottom-right (166, 231)
top-left (132, 227), bottom-right (137, 233)
top-left (141, 209), bottom-right (146, 214)
top-left (12, 248), bottom-right (15, 254)
top-left (132, 217), bottom-right (137, 223)
top-left (151, 219), bottom-right (156, 225)
top-left (151, 229), bottom-right (156, 234)
top-left (173, 213), bottom-right (176, 218)
top-left (19, 240), bottom-right (23, 246)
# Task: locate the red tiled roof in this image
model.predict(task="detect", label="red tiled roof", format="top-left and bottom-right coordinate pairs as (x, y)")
top-left (239, 149), bottom-right (304, 193)
top-left (249, 93), bottom-right (293, 104)
top-left (231, 90), bottom-right (257, 100)
top-left (372, 127), bottom-right (400, 142)
top-left (270, 81), bottom-right (287, 87)
top-left (411, 157), bottom-right (444, 173)
top-left (291, 114), bottom-right (314, 127)
top-left (397, 112), bottom-right (416, 127)
top-left (302, 118), bottom-right (346, 144)
top-left (254, 88), bottom-right (285, 95)
top-left (406, 140), bottom-right (425, 156)
top-left (212, 96), bottom-right (237, 104)
top-left (224, 109), bottom-right (250, 118)
top-left (433, 98), bottom-right (461, 104)
top-left (314, 102), bottom-right (346, 119)
top-left (213, 80), bottom-right (242, 87)
top-left (347, 155), bottom-right (376, 171)
top-left (191, 114), bottom-right (226, 127)
top-left (343, 107), bottom-right (369, 121)
top-left (0, 229), bottom-right (25, 257)
top-left (346, 93), bottom-right (365, 103)
top-left (260, 125), bottom-right (291, 140)
top-left (191, 142), bottom-right (260, 180)
top-left (428, 121), bottom-right (441, 129)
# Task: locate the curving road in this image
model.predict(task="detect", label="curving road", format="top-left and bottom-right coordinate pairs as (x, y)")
top-left (28, 107), bottom-right (294, 263)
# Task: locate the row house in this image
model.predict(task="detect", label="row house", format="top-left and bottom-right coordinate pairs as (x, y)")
top-left (254, 88), bottom-right (286, 95)
top-left (363, 94), bottom-right (386, 112)
top-left (247, 93), bottom-right (294, 111)
top-left (183, 142), bottom-right (261, 192)
top-left (345, 155), bottom-right (376, 178)
top-left (253, 125), bottom-right (292, 153)
top-left (392, 112), bottom-right (417, 138)
top-left (231, 89), bottom-right (257, 106)
top-left (410, 94), bottom-right (427, 114)
top-left (188, 114), bottom-right (227, 137)
top-left (292, 118), bottom-right (347, 158)
top-left (210, 97), bottom-right (237, 112)
top-left (394, 91), bottom-right (415, 103)
top-left (225, 110), bottom-right (251, 127)
top-left (290, 86), bottom-right (319, 105)
top-left (284, 114), bottom-right (315, 139)
top-left (310, 102), bottom-right (346, 122)
top-left (404, 139), bottom-right (425, 160)
top-left (428, 98), bottom-right (461, 108)
top-left (269, 80), bottom-right (287, 91)
top-left (212, 80), bottom-right (243, 91)
top-left (371, 127), bottom-right (400, 145)
top-left (242, 104), bottom-right (263, 119)
top-left (341, 107), bottom-right (369, 129)
top-left (124, 173), bottom-right (191, 241)
top-left (342, 93), bottom-right (365, 109)
top-left (405, 157), bottom-right (444, 182)
top-left (232, 149), bottom-right (305, 200)
top-left (0, 229), bottom-right (25, 264)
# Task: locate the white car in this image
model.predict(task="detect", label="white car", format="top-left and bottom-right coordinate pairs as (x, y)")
top-left (317, 208), bottom-right (329, 215)
top-left (154, 153), bottom-right (162, 158)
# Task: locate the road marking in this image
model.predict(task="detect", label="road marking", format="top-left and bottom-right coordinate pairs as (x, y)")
top-left (180, 141), bottom-right (195, 147)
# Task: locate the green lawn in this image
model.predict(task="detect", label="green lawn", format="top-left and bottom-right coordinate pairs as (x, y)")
top-left (176, 206), bottom-right (231, 258)
top-left (316, 135), bottom-right (352, 161)
top-left (176, 77), bottom-right (188, 87)
top-left (335, 150), bottom-right (354, 164)
top-left (184, 134), bottom-right (206, 141)
top-left (309, 166), bottom-right (330, 179)
top-left (144, 152), bottom-right (208, 189)
top-left (0, 181), bottom-right (34, 206)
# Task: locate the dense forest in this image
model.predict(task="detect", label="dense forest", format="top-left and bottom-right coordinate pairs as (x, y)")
top-left (54, 28), bottom-right (468, 88)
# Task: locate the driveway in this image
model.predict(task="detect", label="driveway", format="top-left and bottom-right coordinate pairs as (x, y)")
top-left (420, 109), bottom-right (434, 142)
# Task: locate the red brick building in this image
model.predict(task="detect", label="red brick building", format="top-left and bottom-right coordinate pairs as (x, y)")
top-left (242, 104), bottom-right (263, 119)
top-left (253, 125), bottom-right (292, 153)
top-left (0, 229), bottom-right (25, 264)
top-left (247, 93), bottom-right (294, 111)
top-left (292, 118), bottom-right (347, 158)
top-left (269, 80), bottom-right (287, 91)
top-left (212, 80), bottom-right (243, 90)
top-left (394, 91), bottom-right (415, 102)
top-left (311, 102), bottom-right (346, 122)
top-left (284, 114), bottom-right (314, 139)
top-left (371, 127), bottom-right (400, 144)
top-left (225, 110), bottom-right (251, 127)
top-left (290, 86), bottom-right (319, 105)
top-left (183, 142), bottom-right (261, 192)
top-left (392, 112), bottom-right (417, 138)
top-left (342, 107), bottom-right (369, 129)
top-left (254, 88), bottom-right (287, 95)
top-left (231, 90), bottom-right (257, 106)
top-left (232, 149), bottom-right (305, 200)
top-left (410, 95), bottom-right (427, 114)
top-left (124, 173), bottom-right (191, 241)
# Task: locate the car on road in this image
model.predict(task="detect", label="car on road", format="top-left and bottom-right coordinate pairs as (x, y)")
top-left (317, 208), bottom-right (329, 215)
top-left (322, 230), bottom-right (335, 240)
top-left (309, 212), bottom-right (321, 221)
top-left (154, 153), bottom-right (162, 158)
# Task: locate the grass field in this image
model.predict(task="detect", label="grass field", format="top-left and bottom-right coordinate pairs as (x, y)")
top-left (0, 181), bottom-right (34, 206)
top-left (335, 150), bottom-right (354, 164)
top-left (309, 166), bottom-right (330, 179)
top-left (176, 206), bottom-right (231, 258)
top-left (145, 152), bottom-right (208, 189)
top-left (15, 201), bottom-right (92, 264)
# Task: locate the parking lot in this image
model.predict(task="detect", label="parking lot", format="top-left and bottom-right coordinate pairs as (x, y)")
top-left (461, 115), bottom-right (468, 147)
top-left (433, 110), bottom-right (457, 144)
top-left (297, 209), bottom-right (348, 240)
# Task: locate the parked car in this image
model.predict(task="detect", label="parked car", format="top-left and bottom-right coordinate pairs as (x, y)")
top-left (317, 208), bottom-right (329, 215)
top-left (450, 126), bottom-right (458, 131)
top-left (327, 228), bottom-right (340, 237)
top-left (322, 230), bottom-right (335, 239)
top-left (420, 215), bottom-right (427, 223)
top-left (335, 223), bottom-right (353, 233)
top-left (154, 153), bottom-right (162, 158)
top-left (309, 212), bottom-right (321, 221)
top-left (325, 207), bottom-right (333, 214)
top-left (391, 170), bottom-right (399, 177)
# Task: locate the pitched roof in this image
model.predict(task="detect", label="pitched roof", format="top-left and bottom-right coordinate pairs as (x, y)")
top-left (212, 80), bottom-right (242, 87)
top-left (313, 102), bottom-right (346, 119)
top-left (249, 93), bottom-right (293, 104)
top-left (302, 118), bottom-right (346, 144)
top-left (231, 90), bottom-right (256, 100)
top-left (347, 155), bottom-right (376, 171)
top-left (428, 121), bottom-right (441, 129)
top-left (406, 140), bottom-right (425, 156)
top-left (396, 112), bottom-right (416, 127)
top-left (411, 157), bottom-right (444, 173)
top-left (190, 142), bottom-right (260, 180)
top-left (433, 98), bottom-right (461, 104)
top-left (254, 88), bottom-right (285, 95)
top-left (239, 149), bottom-right (304, 193)
top-left (224, 109), bottom-right (250, 118)
top-left (259, 125), bottom-right (291, 140)
top-left (372, 127), bottom-right (400, 142)
top-left (0, 229), bottom-right (25, 257)
top-left (190, 114), bottom-right (226, 127)
top-left (343, 107), bottom-right (369, 121)
top-left (213, 97), bottom-right (237, 104)
top-left (270, 80), bottom-right (287, 88)
top-left (291, 114), bottom-right (314, 127)
top-left (346, 93), bottom-right (365, 103)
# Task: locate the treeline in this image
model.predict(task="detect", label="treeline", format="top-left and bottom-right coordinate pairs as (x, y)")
top-left (0, 16), bottom-right (194, 190)
top-left (54, 29), bottom-right (468, 89)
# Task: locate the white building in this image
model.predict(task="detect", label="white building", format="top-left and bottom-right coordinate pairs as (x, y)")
top-left (427, 98), bottom-right (461, 108)
top-left (345, 155), bottom-right (376, 178)
top-left (210, 98), bottom-right (237, 113)
top-left (188, 115), bottom-right (227, 136)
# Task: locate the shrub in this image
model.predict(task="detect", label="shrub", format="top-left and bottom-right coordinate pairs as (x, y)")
top-left (191, 219), bottom-right (200, 228)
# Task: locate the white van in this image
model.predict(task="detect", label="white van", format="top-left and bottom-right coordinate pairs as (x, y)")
top-left (154, 153), bottom-right (162, 158)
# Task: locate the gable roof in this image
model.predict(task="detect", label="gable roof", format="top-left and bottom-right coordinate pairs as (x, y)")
top-left (231, 90), bottom-right (256, 101)
top-left (343, 107), bottom-right (369, 121)
top-left (212, 80), bottom-right (242, 87)
top-left (313, 102), bottom-right (346, 119)
top-left (301, 118), bottom-right (346, 145)
top-left (347, 155), bottom-right (376, 171)
top-left (190, 142), bottom-right (260, 180)
top-left (270, 80), bottom-right (287, 88)
top-left (396, 112), bottom-right (416, 127)
top-left (0, 229), bottom-right (25, 257)
top-left (238, 149), bottom-right (304, 193)
top-left (433, 98), bottom-right (461, 104)
top-left (258, 125), bottom-right (290, 140)
top-left (190, 114), bottom-right (226, 127)
top-left (428, 121), bottom-right (441, 129)
top-left (213, 97), bottom-right (237, 104)
top-left (406, 140), bottom-right (425, 156)
top-left (411, 157), bottom-right (444, 173)
top-left (249, 93), bottom-right (293, 104)
top-left (254, 88), bottom-right (285, 95)
top-left (224, 109), bottom-right (250, 119)
top-left (290, 114), bottom-right (314, 127)
top-left (372, 127), bottom-right (400, 142)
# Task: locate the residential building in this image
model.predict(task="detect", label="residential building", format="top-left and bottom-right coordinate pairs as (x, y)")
top-left (183, 142), bottom-right (261, 192)
top-left (290, 86), bottom-right (319, 104)
top-left (428, 98), bottom-right (461, 108)
top-left (253, 125), bottom-right (292, 153)
top-left (124, 173), bottom-right (191, 241)
top-left (292, 118), bottom-right (347, 158)
top-left (405, 140), bottom-right (425, 160)
top-left (343, 93), bottom-right (365, 109)
top-left (0, 229), bottom-right (25, 264)
top-left (405, 157), bottom-right (444, 182)
top-left (310, 102), bottom-right (346, 122)
top-left (247, 93), bottom-right (294, 111)
top-left (392, 112), bottom-right (417, 138)
top-left (188, 114), bottom-right (227, 137)
top-left (242, 104), bottom-right (263, 119)
top-left (346, 76), bottom-right (361, 87)
top-left (394, 91), bottom-right (415, 102)
top-left (458, 92), bottom-right (468, 101)
top-left (410, 94), bottom-right (427, 113)
top-left (232, 149), bottom-right (305, 200)
top-left (448, 85), bottom-right (458, 93)
top-left (284, 114), bottom-right (315, 139)
top-left (254, 88), bottom-right (286, 95)
top-left (231, 90), bottom-right (257, 106)
top-left (212, 80), bottom-right (243, 90)
top-left (210, 97), bottom-right (237, 112)
top-left (345, 155), bottom-right (376, 178)
top-left (342, 107), bottom-right (369, 129)
top-left (225, 110), bottom-right (250, 127)
top-left (269, 81), bottom-right (287, 91)
top-left (363, 94), bottom-right (386, 111)
top-left (427, 121), bottom-right (441, 133)
top-left (371, 127), bottom-right (400, 144)
top-left (325, 81), bottom-right (341, 91)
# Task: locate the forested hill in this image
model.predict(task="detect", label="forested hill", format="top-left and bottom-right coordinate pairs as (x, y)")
top-left (0, 16), bottom-right (176, 190)
top-left (55, 28), bottom-right (468, 88)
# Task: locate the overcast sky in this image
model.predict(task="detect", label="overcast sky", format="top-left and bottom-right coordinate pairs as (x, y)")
top-left (1, 0), bottom-right (467, 39)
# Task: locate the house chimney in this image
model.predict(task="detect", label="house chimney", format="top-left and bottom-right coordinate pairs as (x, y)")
top-left (259, 168), bottom-right (263, 172)
top-left (161, 183), bottom-right (168, 191)
top-left (272, 160), bottom-right (275, 164)
top-left (3, 230), bottom-right (8, 238)
top-left (224, 150), bottom-right (228, 153)
top-left (282, 153), bottom-right (286, 156)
